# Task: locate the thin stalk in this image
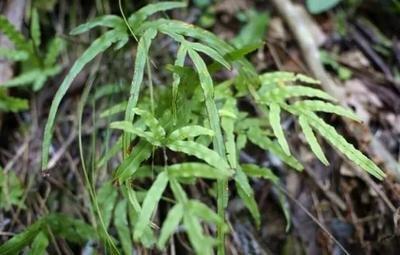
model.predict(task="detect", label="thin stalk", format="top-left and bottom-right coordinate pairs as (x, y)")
top-left (203, 93), bottom-right (227, 255)
top-left (118, 0), bottom-right (138, 42)
top-left (77, 60), bottom-right (119, 254)
top-left (146, 59), bottom-right (155, 115)
top-left (205, 99), bottom-right (227, 255)
top-left (189, 49), bottom-right (228, 255)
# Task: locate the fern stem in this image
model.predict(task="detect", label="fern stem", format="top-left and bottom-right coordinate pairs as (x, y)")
top-left (78, 66), bottom-right (120, 254)
top-left (204, 98), bottom-right (227, 255)
top-left (188, 48), bottom-right (228, 254)
top-left (216, 180), bottom-right (227, 255)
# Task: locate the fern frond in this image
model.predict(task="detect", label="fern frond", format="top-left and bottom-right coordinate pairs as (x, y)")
top-left (295, 73), bottom-right (320, 84)
top-left (188, 48), bottom-right (226, 156)
top-left (134, 171), bottom-right (169, 240)
top-left (30, 8), bottom-right (41, 47)
top-left (123, 28), bottom-right (157, 152)
top-left (172, 44), bottom-right (188, 123)
top-left (168, 125), bottom-right (214, 141)
top-left (221, 98), bottom-right (237, 169)
top-left (241, 164), bottom-right (278, 182)
top-left (128, 1), bottom-right (187, 30)
top-left (44, 37), bottom-right (65, 67)
top-left (113, 141), bottom-right (153, 181)
top-left (305, 112), bottom-right (385, 179)
top-left (130, 108), bottom-right (166, 139)
top-left (185, 41), bottom-right (230, 69)
top-left (148, 19), bottom-right (229, 54)
top-left (124, 28), bottom-right (157, 122)
top-left (0, 90), bottom-right (28, 112)
top-left (259, 72), bottom-right (320, 87)
top-left (259, 86), bottom-right (336, 103)
top-left (187, 200), bottom-right (226, 226)
top-left (70, 15), bottom-right (124, 35)
top-left (0, 15), bottom-right (30, 51)
top-left (0, 47), bottom-right (28, 61)
top-left (294, 100), bottom-right (361, 121)
top-left (42, 29), bottom-right (126, 169)
top-left (110, 121), bottom-right (161, 146)
top-left (99, 101), bottom-right (128, 118)
top-left (269, 102), bottom-right (290, 155)
top-left (157, 203), bottom-right (183, 249)
top-left (167, 140), bottom-right (230, 171)
top-left (298, 115), bottom-right (329, 165)
top-left (183, 214), bottom-right (214, 255)
top-left (236, 182), bottom-right (260, 227)
top-left (166, 163), bottom-right (232, 179)
top-left (259, 71), bottom-right (296, 87)
top-left (1, 70), bottom-right (41, 88)
top-left (247, 127), bottom-right (303, 171)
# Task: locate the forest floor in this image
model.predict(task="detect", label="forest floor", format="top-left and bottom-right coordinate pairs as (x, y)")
top-left (1, 0), bottom-right (400, 254)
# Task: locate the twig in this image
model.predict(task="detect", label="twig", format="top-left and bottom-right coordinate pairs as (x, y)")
top-left (277, 185), bottom-right (351, 255)
top-left (304, 167), bottom-right (347, 211)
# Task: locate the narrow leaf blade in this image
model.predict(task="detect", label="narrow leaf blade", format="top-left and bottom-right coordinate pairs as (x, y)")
top-left (42, 29), bottom-right (124, 169)
top-left (269, 102), bottom-right (290, 155)
top-left (134, 171), bottom-right (169, 239)
top-left (157, 203), bottom-right (184, 249)
top-left (299, 115), bottom-right (329, 165)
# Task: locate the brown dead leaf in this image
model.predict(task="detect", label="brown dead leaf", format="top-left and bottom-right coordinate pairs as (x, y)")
top-left (344, 79), bottom-right (383, 124)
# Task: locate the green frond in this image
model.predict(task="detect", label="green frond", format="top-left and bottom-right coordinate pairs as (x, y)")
top-left (167, 163), bottom-right (232, 179)
top-left (42, 29), bottom-right (126, 170)
top-left (295, 73), bottom-right (320, 84)
top-left (70, 15), bottom-right (124, 35)
top-left (241, 164), bottom-right (278, 182)
top-left (1, 69), bottom-right (41, 88)
top-left (30, 232), bottom-right (48, 254)
top-left (259, 86), bottom-right (337, 103)
top-left (172, 44), bottom-right (188, 123)
top-left (298, 115), bottom-right (329, 165)
top-left (247, 127), bottom-right (303, 171)
top-left (110, 121), bottom-right (161, 146)
top-left (30, 8), bottom-right (41, 47)
top-left (128, 1), bottom-right (187, 30)
top-left (306, 112), bottom-right (385, 179)
top-left (188, 49), bottom-right (226, 156)
top-left (183, 214), bottom-right (214, 255)
top-left (168, 125), bottom-right (214, 141)
top-left (167, 140), bottom-right (230, 171)
top-left (114, 200), bottom-right (133, 255)
top-left (134, 171), bottom-right (169, 240)
top-left (187, 200), bottom-right (226, 227)
top-left (294, 100), bottom-right (361, 121)
top-left (44, 37), bottom-right (65, 67)
top-left (130, 108), bottom-right (166, 138)
top-left (113, 141), bottom-right (153, 182)
top-left (0, 15), bottom-right (30, 51)
top-left (185, 41), bottom-right (230, 69)
top-left (269, 102), bottom-right (291, 155)
top-left (157, 203), bottom-right (184, 249)
top-left (124, 28), bottom-right (157, 149)
top-left (99, 101), bottom-right (128, 118)
top-left (0, 90), bottom-right (28, 112)
top-left (236, 183), bottom-right (260, 227)
top-left (0, 47), bottom-right (28, 61)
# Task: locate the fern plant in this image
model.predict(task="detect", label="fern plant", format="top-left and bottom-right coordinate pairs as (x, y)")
top-left (0, 8), bottom-right (64, 112)
top-left (11, 1), bottom-right (384, 254)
